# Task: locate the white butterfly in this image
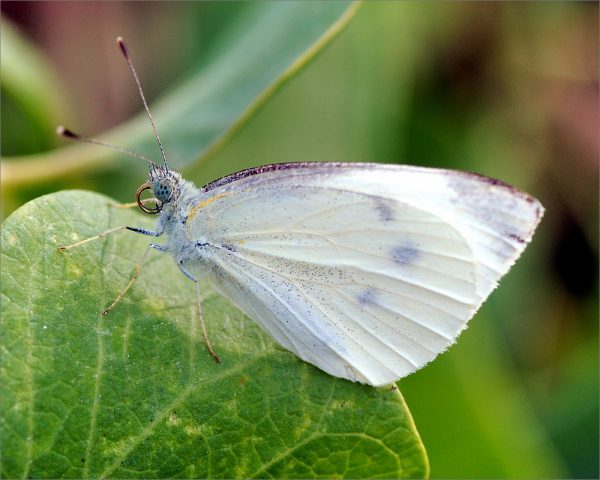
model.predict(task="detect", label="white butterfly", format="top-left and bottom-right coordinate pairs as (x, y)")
top-left (159, 162), bottom-right (543, 386)
top-left (59, 38), bottom-right (544, 387)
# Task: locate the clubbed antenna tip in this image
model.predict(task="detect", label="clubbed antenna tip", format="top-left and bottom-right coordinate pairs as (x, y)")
top-left (116, 36), bottom-right (128, 58)
top-left (57, 126), bottom-right (78, 139)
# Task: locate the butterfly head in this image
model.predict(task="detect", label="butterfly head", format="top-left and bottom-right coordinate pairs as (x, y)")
top-left (136, 165), bottom-right (181, 214)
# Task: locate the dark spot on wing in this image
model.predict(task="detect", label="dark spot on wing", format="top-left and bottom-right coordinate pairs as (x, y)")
top-left (374, 198), bottom-right (394, 222)
top-left (222, 243), bottom-right (236, 253)
top-left (507, 232), bottom-right (525, 244)
top-left (357, 287), bottom-right (378, 306)
top-left (391, 243), bottom-right (421, 265)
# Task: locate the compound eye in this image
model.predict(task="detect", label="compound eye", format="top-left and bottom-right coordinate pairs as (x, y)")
top-left (136, 182), bottom-right (162, 214)
top-left (154, 179), bottom-right (173, 203)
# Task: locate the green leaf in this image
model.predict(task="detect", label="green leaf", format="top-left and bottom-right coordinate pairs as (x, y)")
top-left (1, 18), bottom-right (71, 156)
top-left (1, 190), bottom-right (429, 479)
top-left (1, 2), bottom-right (361, 188)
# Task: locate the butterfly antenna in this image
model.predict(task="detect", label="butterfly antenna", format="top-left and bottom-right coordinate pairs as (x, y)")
top-left (56, 126), bottom-right (158, 166)
top-left (116, 36), bottom-right (169, 169)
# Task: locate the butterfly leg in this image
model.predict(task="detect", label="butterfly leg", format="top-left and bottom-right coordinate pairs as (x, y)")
top-left (178, 261), bottom-right (222, 364)
top-left (59, 226), bottom-right (129, 251)
top-left (102, 243), bottom-right (168, 316)
top-left (59, 225), bottom-right (164, 251)
top-left (60, 221), bottom-right (166, 315)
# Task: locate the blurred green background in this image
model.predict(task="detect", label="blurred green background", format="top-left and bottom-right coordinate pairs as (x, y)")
top-left (2, 2), bottom-right (598, 478)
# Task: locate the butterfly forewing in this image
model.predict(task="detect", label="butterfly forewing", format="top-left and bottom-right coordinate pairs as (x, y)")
top-left (181, 163), bottom-right (544, 386)
top-left (199, 163), bottom-right (543, 302)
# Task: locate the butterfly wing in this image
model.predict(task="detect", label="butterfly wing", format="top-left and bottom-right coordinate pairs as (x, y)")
top-left (185, 163), bottom-right (543, 386)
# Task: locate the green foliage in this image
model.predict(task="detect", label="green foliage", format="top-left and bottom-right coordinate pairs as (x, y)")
top-left (1, 191), bottom-right (428, 478)
top-left (1, 20), bottom-right (70, 156)
top-left (1, 2), bottom-right (361, 188)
